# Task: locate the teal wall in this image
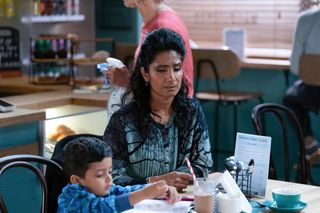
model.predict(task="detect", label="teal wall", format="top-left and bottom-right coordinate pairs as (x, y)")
top-left (95, 0), bottom-right (141, 44)
top-left (200, 68), bottom-right (288, 171)
top-left (202, 68), bottom-right (320, 182)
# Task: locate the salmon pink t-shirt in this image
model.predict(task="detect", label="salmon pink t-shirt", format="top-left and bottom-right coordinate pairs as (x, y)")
top-left (135, 9), bottom-right (194, 97)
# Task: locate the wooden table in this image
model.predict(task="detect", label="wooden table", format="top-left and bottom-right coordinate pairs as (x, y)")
top-left (180, 173), bottom-right (320, 213)
top-left (240, 58), bottom-right (290, 70)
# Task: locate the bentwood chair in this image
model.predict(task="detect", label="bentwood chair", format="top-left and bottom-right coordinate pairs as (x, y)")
top-left (0, 154), bottom-right (67, 213)
top-left (193, 48), bottom-right (263, 170)
top-left (45, 133), bottom-right (103, 213)
top-left (251, 103), bottom-right (319, 185)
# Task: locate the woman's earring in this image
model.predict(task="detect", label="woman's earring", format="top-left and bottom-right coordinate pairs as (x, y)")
top-left (145, 81), bottom-right (149, 86)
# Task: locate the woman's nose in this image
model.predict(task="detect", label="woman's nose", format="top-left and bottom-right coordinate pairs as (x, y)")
top-left (166, 69), bottom-right (176, 81)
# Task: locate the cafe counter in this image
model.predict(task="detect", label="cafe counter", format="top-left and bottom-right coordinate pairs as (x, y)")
top-left (0, 77), bottom-right (110, 157)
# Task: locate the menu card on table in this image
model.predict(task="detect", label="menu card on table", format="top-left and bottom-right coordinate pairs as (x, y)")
top-left (234, 132), bottom-right (271, 197)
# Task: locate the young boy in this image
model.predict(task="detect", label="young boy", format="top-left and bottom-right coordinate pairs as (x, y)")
top-left (57, 136), bottom-right (180, 212)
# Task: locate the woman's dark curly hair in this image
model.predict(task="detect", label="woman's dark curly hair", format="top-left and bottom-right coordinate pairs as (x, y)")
top-left (122, 28), bottom-right (193, 134)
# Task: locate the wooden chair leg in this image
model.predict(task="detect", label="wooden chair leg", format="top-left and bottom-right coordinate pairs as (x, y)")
top-left (214, 102), bottom-right (220, 171)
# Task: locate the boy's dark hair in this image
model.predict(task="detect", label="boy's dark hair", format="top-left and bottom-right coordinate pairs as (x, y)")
top-left (62, 137), bottom-right (112, 179)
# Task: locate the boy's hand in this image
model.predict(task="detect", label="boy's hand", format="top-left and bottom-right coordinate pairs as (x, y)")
top-left (165, 186), bottom-right (181, 204)
top-left (143, 180), bottom-right (169, 199)
top-left (129, 180), bottom-right (169, 206)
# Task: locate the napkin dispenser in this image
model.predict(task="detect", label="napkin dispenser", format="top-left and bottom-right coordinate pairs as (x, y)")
top-left (216, 171), bottom-right (252, 213)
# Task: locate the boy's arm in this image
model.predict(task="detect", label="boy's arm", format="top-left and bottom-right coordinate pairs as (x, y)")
top-left (58, 185), bottom-right (135, 213)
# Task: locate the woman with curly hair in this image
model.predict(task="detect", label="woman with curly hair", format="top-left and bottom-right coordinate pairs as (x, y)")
top-left (103, 28), bottom-right (212, 191)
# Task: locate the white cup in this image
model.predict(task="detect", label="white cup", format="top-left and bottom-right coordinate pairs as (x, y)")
top-left (217, 192), bottom-right (241, 213)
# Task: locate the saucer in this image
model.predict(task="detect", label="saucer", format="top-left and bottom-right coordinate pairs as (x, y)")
top-left (262, 200), bottom-right (307, 212)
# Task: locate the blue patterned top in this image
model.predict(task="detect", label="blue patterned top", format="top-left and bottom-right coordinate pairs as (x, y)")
top-left (57, 183), bottom-right (144, 212)
top-left (103, 98), bottom-right (213, 186)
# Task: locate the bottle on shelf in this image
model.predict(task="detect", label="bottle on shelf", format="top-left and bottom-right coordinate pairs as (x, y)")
top-left (0, 0), bottom-right (4, 17)
top-left (32, 0), bottom-right (40, 16)
top-left (73, 0), bottom-right (79, 15)
top-left (4, 0), bottom-right (15, 17)
top-left (66, 0), bottom-right (72, 16)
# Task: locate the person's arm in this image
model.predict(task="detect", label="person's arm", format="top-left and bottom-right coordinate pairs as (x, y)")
top-left (176, 100), bottom-right (213, 177)
top-left (76, 185), bottom-right (143, 212)
top-left (290, 12), bottom-right (312, 76)
top-left (57, 184), bottom-right (139, 213)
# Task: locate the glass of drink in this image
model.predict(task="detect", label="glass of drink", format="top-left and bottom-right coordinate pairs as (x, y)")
top-left (194, 178), bottom-right (216, 213)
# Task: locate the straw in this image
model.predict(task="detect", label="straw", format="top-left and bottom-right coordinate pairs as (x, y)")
top-left (185, 157), bottom-right (198, 187)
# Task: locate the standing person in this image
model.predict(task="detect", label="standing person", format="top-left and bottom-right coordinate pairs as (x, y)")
top-left (107, 0), bottom-right (194, 97)
top-left (103, 28), bottom-right (212, 189)
top-left (283, 7), bottom-right (320, 159)
top-left (57, 136), bottom-right (180, 212)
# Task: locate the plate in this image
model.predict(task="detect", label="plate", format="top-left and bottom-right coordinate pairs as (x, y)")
top-left (262, 200), bottom-right (307, 212)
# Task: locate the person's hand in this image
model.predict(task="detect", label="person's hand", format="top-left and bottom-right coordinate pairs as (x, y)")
top-left (142, 180), bottom-right (169, 199)
top-left (129, 180), bottom-right (169, 206)
top-left (150, 171), bottom-right (193, 190)
top-left (165, 186), bottom-right (181, 204)
top-left (106, 66), bottom-right (130, 87)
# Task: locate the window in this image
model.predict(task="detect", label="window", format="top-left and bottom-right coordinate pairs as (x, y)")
top-left (168, 0), bottom-right (318, 50)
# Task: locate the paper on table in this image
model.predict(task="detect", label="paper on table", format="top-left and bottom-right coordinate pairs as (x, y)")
top-left (234, 132), bottom-right (271, 197)
top-left (123, 199), bottom-right (193, 213)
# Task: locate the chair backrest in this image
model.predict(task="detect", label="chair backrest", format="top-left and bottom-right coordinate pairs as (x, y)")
top-left (251, 103), bottom-right (308, 184)
top-left (114, 42), bottom-right (137, 71)
top-left (192, 48), bottom-right (240, 93)
top-left (299, 54), bottom-right (320, 86)
top-left (0, 154), bottom-right (67, 213)
top-left (45, 133), bottom-right (103, 213)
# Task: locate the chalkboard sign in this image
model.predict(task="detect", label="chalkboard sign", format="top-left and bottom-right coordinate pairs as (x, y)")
top-left (0, 27), bottom-right (20, 70)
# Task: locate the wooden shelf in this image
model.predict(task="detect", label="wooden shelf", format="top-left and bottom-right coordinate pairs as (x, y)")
top-left (21, 15), bottom-right (85, 23)
top-left (73, 58), bottom-right (106, 65)
top-left (31, 58), bottom-right (70, 63)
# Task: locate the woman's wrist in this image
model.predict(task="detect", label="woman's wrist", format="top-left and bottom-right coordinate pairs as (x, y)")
top-left (146, 176), bottom-right (158, 184)
top-left (146, 177), bottom-right (151, 184)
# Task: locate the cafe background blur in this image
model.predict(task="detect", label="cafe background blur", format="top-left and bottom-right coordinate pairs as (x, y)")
top-left (0, 0), bottom-right (319, 181)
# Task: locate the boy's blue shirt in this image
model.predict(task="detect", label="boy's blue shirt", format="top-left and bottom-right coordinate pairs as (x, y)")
top-left (57, 183), bottom-right (144, 213)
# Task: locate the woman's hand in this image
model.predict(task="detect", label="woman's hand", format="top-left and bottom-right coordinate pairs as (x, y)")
top-left (106, 66), bottom-right (130, 87)
top-left (149, 171), bottom-right (193, 190)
